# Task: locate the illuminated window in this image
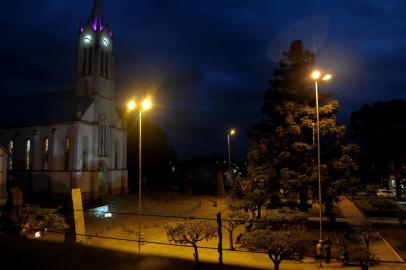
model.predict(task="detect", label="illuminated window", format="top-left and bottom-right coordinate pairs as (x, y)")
top-left (64, 137), bottom-right (70, 170)
top-left (44, 138), bottom-right (49, 170)
top-left (98, 117), bottom-right (107, 156)
top-left (25, 139), bottom-right (31, 170)
top-left (8, 140), bottom-right (13, 170)
top-left (82, 136), bottom-right (88, 170)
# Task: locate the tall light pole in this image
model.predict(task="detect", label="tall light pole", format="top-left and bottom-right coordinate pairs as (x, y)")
top-left (127, 97), bottom-right (152, 253)
top-left (227, 129), bottom-right (236, 170)
top-left (310, 70), bottom-right (332, 245)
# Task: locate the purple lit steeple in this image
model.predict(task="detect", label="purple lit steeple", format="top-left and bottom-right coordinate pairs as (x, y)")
top-left (89, 0), bottom-right (106, 32)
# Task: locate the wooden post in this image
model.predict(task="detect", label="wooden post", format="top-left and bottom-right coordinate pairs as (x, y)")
top-left (217, 212), bottom-right (223, 264)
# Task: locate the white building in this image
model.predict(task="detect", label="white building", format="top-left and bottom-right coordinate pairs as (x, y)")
top-left (0, 0), bottom-right (128, 201)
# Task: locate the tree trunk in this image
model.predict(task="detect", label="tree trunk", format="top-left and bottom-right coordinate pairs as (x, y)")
top-left (229, 229), bottom-right (234, 250)
top-left (273, 261), bottom-right (281, 270)
top-left (269, 254), bottom-right (281, 270)
top-left (192, 243), bottom-right (199, 263)
top-left (257, 207), bottom-right (262, 220)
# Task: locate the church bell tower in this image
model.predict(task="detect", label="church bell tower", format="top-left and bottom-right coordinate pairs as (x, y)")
top-left (76, 0), bottom-right (115, 99)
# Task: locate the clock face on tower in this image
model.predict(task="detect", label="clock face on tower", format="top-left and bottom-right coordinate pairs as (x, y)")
top-left (102, 36), bottom-right (110, 48)
top-left (82, 33), bottom-right (93, 45)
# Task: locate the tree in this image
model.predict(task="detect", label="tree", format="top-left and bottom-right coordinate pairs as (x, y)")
top-left (227, 174), bottom-right (268, 220)
top-left (248, 40), bottom-right (359, 218)
top-left (165, 219), bottom-right (217, 263)
top-left (127, 116), bottom-right (177, 192)
top-left (351, 99), bottom-right (406, 184)
top-left (242, 229), bottom-right (308, 270)
top-left (222, 210), bottom-right (249, 250)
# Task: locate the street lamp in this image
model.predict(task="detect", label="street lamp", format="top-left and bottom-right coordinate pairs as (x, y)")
top-left (310, 70), bottom-right (332, 246)
top-left (227, 128), bottom-right (236, 170)
top-left (127, 97), bottom-right (153, 253)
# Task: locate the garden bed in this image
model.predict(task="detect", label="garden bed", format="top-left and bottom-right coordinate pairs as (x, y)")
top-left (352, 197), bottom-right (400, 218)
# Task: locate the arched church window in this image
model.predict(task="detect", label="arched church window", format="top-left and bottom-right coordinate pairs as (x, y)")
top-left (25, 139), bottom-right (31, 170)
top-left (100, 50), bottom-right (104, 76)
top-left (44, 138), bottom-right (49, 170)
top-left (114, 140), bottom-right (119, 169)
top-left (8, 140), bottom-right (13, 170)
top-left (98, 117), bottom-right (108, 156)
top-left (64, 137), bottom-right (70, 170)
top-left (88, 48), bottom-right (93, 75)
top-left (105, 53), bottom-right (109, 78)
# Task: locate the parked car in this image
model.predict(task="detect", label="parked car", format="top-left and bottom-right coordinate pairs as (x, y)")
top-left (376, 189), bottom-right (396, 198)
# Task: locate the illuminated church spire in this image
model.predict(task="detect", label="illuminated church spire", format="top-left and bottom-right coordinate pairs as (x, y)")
top-left (76, 0), bottom-right (115, 98)
top-left (89, 0), bottom-right (105, 32)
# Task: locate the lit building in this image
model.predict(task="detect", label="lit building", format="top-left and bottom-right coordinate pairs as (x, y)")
top-left (0, 0), bottom-right (128, 201)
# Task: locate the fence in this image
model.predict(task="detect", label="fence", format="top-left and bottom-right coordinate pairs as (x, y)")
top-left (14, 207), bottom-right (406, 267)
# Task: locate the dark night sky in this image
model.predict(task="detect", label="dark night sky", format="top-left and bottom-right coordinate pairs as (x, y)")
top-left (0, 1), bottom-right (405, 160)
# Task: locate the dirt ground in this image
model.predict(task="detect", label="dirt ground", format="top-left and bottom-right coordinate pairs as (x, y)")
top-left (377, 226), bottom-right (406, 261)
top-left (75, 193), bottom-right (360, 269)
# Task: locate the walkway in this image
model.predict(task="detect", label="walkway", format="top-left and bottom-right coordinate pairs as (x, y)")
top-left (338, 196), bottom-right (406, 270)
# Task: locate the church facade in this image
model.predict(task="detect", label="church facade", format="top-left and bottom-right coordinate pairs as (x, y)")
top-left (0, 0), bottom-right (128, 201)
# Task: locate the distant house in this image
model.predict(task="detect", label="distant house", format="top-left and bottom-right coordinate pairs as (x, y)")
top-left (0, 0), bottom-right (128, 202)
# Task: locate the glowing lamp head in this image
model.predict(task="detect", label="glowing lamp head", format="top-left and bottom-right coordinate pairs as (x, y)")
top-left (322, 74), bottom-right (332, 81)
top-left (127, 100), bottom-right (136, 111)
top-left (141, 99), bottom-right (152, 111)
top-left (229, 129), bottom-right (236, 136)
top-left (311, 70), bottom-right (321, 80)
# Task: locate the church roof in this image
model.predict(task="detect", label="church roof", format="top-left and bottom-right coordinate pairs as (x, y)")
top-left (0, 91), bottom-right (93, 128)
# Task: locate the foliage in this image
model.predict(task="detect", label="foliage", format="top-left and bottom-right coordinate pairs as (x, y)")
top-left (223, 211), bottom-right (250, 250)
top-left (165, 219), bottom-right (217, 263)
top-left (241, 229), bottom-right (308, 270)
top-left (368, 198), bottom-right (397, 210)
top-left (127, 116), bottom-right (178, 192)
top-left (247, 40), bottom-right (360, 218)
top-left (227, 176), bottom-right (268, 219)
top-left (351, 99), bottom-right (406, 183)
top-left (16, 205), bottom-right (68, 231)
top-left (353, 198), bottom-right (400, 218)
top-left (258, 209), bottom-right (307, 230)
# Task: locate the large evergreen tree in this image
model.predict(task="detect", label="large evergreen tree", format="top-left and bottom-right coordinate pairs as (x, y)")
top-left (247, 40), bottom-right (359, 216)
top-left (351, 99), bottom-right (406, 183)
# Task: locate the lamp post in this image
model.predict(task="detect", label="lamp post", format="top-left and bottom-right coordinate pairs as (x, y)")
top-left (310, 70), bottom-right (332, 245)
top-left (127, 97), bottom-right (152, 253)
top-left (227, 129), bottom-right (236, 170)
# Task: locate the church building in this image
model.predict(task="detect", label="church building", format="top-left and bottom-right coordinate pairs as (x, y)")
top-left (0, 0), bottom-right (128, 201)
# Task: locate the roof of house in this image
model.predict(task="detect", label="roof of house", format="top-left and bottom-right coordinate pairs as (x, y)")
top-left (0, 91), bottom-right (93, 128)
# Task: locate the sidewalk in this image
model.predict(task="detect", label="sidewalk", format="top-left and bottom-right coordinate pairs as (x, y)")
top-left (338, 196), bottom-right (406, 270)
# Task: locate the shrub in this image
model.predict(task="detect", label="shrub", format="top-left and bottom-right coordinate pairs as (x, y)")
top-left (165, 219), bottom-right (217, 263)
top-left (242, 229), bottom-right (308, 270)
top-left (258, 209), bottom-right (307, 230)
top-left (368, 198), bottom-right (397, 210)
